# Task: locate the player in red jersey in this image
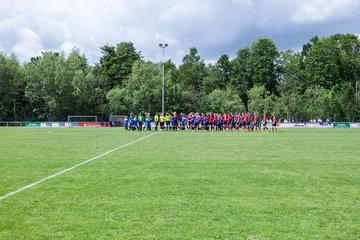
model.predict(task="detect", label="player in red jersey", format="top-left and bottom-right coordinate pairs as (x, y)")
top-left (226, 113), bottom-right (231, 131)
top-left (187, 113), bottom-right (192, 130)
top-left (209, 113), bottom-right (214, 131)
top-left (262, 113), bottom-right (268, 132)
top-left (272, 113), bottom-right (278, 132)
top-left (252, 113), bottom-right (259, 132)
top-left (200, 113), bottom-right (205, 131)
top-left (221, 113), bottom-right (227, 131)
top-left (241, 113), bottom-right (246, 132)
top-left (245, 113), bottom-right (251, 132)
top-left (226, 113), bottom-right (231, 130)
top-left (213, 114), bottom-right (218, 131)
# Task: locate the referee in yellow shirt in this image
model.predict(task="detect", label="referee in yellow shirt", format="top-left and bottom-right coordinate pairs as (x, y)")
top-left (160, 113), bottom-right (165, 131)
top-left (165, 112), bottom-right (171, 131)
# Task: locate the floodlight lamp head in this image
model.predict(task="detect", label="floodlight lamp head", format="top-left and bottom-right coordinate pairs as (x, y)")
top-left (159, 43), bottom-right (163, 47)
top-left (165, 44), bottom-right (168, 47)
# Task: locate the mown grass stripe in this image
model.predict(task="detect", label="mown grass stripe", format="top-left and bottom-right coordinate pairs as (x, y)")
top-left (0, 132), bottom-right (157, 201)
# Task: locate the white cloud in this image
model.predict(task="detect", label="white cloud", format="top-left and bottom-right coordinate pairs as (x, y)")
top-left (0, 0), bottom-right (359, 65)
top-left (231, 0), bottom-right (254, 5)
top-left (60, 41), bottom-right (76, 54)
top-left (12, 28), bottom-right (43, 61)
top-left (290, 0), bottom-right (359, 24)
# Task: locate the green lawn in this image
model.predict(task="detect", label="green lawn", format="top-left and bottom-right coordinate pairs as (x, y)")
top-left (0, 128), bottom-right (359, 239)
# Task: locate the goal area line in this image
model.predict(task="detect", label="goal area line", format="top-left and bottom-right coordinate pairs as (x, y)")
top-left (0, 132), bottom-right (158, 202)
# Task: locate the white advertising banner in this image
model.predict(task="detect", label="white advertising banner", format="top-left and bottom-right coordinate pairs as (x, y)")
top-left (278, 123), bottom-right (332, 128)
top-left (39, 122), bottom-right (68, 128)
top-left (350, 123), bottom-right (360, 128)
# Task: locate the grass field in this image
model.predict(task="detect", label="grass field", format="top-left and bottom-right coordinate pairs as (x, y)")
top-left (0, 128), bottom-right (359, 239)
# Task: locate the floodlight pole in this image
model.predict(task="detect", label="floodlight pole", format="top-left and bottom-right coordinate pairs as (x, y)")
top-left (159, 43), bottom-right (168, 115)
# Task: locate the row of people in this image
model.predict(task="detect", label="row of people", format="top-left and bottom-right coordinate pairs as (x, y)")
top-left (124, 112), bottom-right (278, 132)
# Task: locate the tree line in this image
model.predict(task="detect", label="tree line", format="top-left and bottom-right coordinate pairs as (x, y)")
top-left (0, 33), bottom-right (359, 122)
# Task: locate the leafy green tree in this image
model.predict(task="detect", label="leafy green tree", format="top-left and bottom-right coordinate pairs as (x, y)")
top-left (303, 87), bottom-right (333, 121)
top-left (99, 42), bottom-right (142, 88)
top-left (24, 52), bottom-right (66, 120)
top-left (248, 38), bottom-right (279, 95)
top-left (264, 94), bottom-right (282, 117)
top-left (303, 34), bottom-right (360, 89)
top-left (331, 83), bottom-right (357, 121)
top-left (203, 88), bottom-right (245, 113)
top-left (62, 49), bottom-right (100, 118)
top-left (3, 34), bottom-right (358, 122)
top-left (107, 59), bottom-right (187, 115)
top-left (66, 50), bottom-right (103, 116)
top-left (106, 87), bottom-right (132, 115)
top-left (247, 85), bottom-right (268, 115)
top-left (231, 47), bottom-right (251, 109)
top-left (90, 63), bottom-right (113, 118)
top-left (357, 81), bottom-right (360, 121)
top-left (278, 93), bottom-right (302, 121)
top-left (201, 54), bottom-right (232, 94)
top-left (301, 36), bottom-right (319, 58)
top-left (24, 50), bottom-right (94, 121)
top-left (278, 50), bottom-right (304, 120)
top-left (164, 67), bottom-right (188, 113)
top-left (125, 60), bottom-right (162, 113)
top-left (203, 89), bottom-right (227, 113)
top-left (247, 85), bottom-right (281, 115)
top-left (0, 53), bottom-right (24, 120)
top-left (201, 65), bottom-right (218, 95)
top-left (178, 47), bottom-right (207, 92)
top-left (222, 88), bottom-right (246, 113)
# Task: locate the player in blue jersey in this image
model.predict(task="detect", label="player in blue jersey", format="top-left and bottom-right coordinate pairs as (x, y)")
top-left (181, 113), bottom-right (187, 130)
top-left (145, 112), bottom-right (151, 131)
top-left (173, 112), bottom-right (179, 130)
top-left (124, 116), bottom-right (129, 130)
top-left (235, 113), bottom-right (240, 130)
top-left (204, 114), bottom-right (209, 131)
top-left (129, 113), bottom-right (134, 130)
top-left (132, 116), bottom-right (138, 130)
top-left (195, 113), bottom-right (201, 131)
top-left (171, 114), bottom-right (176, 131)
top-left (200, 113), bottom-right (205, 131)
top-left (190, 113), bottom-right (195, 131)
top-left (217, 114), bottom-right (223, 131)
top-left (231, 113), bottom-right (236, 131)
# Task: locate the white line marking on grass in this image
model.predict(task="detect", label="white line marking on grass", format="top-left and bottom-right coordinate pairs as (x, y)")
top-left (0, 132), bottom-right (158, 202)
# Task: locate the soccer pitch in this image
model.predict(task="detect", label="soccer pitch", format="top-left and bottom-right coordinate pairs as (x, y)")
top-left (0, 128), bottom-right (359, 239)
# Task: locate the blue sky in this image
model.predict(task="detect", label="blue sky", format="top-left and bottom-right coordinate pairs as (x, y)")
top-left (0, 0), bottom-right (359, 65)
